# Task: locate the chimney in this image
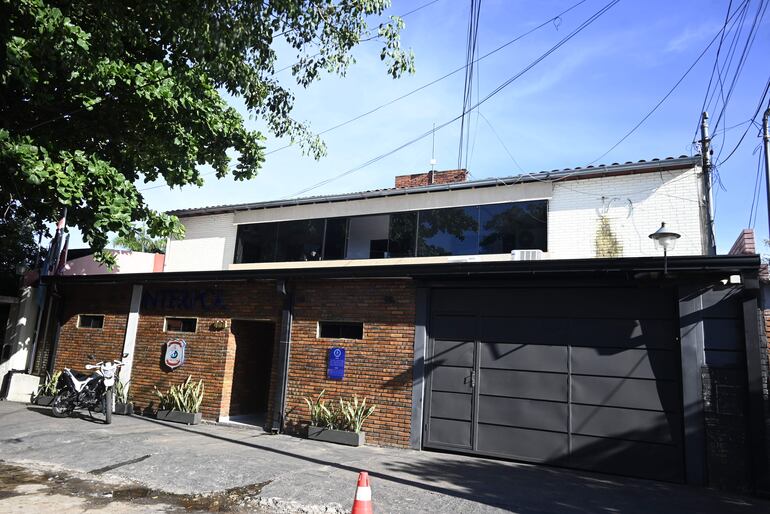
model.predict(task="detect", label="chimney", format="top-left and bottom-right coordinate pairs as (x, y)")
top-left (395, 169), bottom-right (468, 189)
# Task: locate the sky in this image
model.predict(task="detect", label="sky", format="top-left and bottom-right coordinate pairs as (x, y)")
top-left (70, 0), bottom-right (770, 254)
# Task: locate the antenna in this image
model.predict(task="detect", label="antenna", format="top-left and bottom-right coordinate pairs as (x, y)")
top-left (430, 123), bottom-right (437, 172)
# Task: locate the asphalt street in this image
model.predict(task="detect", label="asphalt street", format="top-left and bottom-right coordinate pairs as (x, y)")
top-left (0, 400), bottom-right (768, 513)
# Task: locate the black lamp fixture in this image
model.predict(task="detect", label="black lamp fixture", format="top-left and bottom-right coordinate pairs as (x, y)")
top-left (648, 222), bottom-right (681, 274)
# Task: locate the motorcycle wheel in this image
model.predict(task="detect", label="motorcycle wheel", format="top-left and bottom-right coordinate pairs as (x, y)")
top-left (51, 391), bottom-right (74, 418)
top-left (103, 387), bottom-right (113, 425)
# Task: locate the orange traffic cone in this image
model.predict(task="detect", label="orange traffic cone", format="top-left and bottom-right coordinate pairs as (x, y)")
top-left (351, 471), bottom-right (373, 514)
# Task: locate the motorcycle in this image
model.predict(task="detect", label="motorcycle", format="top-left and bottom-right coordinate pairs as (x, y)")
top-left (51, 353), bottom-right (128, 424)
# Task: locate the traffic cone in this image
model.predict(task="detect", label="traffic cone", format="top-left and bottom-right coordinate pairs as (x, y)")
top-left (351, 471), bottom-right (373, 514)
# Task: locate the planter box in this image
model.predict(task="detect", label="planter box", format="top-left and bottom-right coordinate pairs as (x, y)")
top-left (114, 402), bottom-right (133, 416)
top-left (34, 395), bottom-right (55, 406)
top-left (307, 425), bottom-right (365, 447)
top-left (156, 410), bottom-right (201, 425)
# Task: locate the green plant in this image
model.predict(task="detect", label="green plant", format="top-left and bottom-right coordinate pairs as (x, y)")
top-left (154, 376), bottom-right (204, 413)
top-left (339, 395), bottom-right (376, 433)
top-left (115, 380), bottom-right (131, 404)
top-left (304, 391), bottom-right (376, 432)
top-left (36, 371), bottom-right (61, 397)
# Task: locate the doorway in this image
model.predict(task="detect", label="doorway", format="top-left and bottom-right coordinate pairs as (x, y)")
top-left (228, 320), bottom-right (275, 425)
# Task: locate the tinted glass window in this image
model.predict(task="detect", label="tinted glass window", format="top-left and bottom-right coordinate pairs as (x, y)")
top-left (388, 212), bottom-right (417, 258)
top-left (324, 218), bottom-right (348, 260)
top-left (275, 219), bottom-right (324, 261)
top-left (165, 317), bottom-right (197, 332)
top-left (78, 315), bottom-right (104, 329)
top-left (417, 207), bottom-right (479, 256)
top-left (479, 201), bottom-right (547, 254)
top-left (235, 223), bottom-right (277, 263)
top-left (319, 321), bottom-right (364, 339)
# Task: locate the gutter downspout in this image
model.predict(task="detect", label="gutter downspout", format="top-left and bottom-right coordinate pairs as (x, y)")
top-left (272, 279), bottom-right (293, 432)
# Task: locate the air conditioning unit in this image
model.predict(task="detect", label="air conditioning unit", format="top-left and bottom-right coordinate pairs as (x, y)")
top-left (510, 249), bottom-right (543, 261)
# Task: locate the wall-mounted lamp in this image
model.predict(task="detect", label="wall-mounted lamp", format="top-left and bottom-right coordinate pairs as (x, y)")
top-left (648, 222), bottom-right (681, 275)
top-left (210, 319), bottom-right (228, 331)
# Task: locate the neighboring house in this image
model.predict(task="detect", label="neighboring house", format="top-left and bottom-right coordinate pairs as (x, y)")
top-left (31, 155), bottom-right (770, 492)
top-left (0, 249), bottom-right (164, 402)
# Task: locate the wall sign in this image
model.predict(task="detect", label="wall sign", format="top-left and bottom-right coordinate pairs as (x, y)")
top-left (327, 347), bottom-right (346, 380)
top-left (142, 288), bottom-right (226, 312)
top-left (164, 339), bottom-right (187, 369)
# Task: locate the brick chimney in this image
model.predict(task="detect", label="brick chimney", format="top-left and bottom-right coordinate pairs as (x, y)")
top-left (394, 169), bottom-right (469, 189)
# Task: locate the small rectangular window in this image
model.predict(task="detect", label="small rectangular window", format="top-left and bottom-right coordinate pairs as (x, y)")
top-left (165, 317), bottom-right (197, 333)
top-left (318, 321), bottom-right (363, 340)
top-left (78, 314), bottom-right (104, 329)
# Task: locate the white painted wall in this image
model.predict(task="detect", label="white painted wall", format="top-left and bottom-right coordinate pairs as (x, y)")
top-left (61, 251), bottom-right (159, 275)
top-left (548, 167), bottom-right (704, 258)
top-left (0, 287), bottom-right (40, 389)
top-left (163, 166), bottom-right (706, 271)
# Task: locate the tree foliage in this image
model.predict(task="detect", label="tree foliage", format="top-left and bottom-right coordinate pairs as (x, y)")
top-left (0, 202), bottom-right (44, 293)
top-left (1, 0), bottom-right (414, 263)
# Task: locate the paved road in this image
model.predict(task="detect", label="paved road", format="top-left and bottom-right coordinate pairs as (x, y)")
top-left (0, 401), bottom-right (768, 513)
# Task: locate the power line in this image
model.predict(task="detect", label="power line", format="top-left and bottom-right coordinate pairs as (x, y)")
top-left (265, 0), bottom-right (589, 156)
top-left (748, 146), bottom-right (764, 227)
top-left (716, 74), bottom-right (770, 165)
top-left (458, 0), bottom-right (483, 170)
top-left (284, 0), bottom-right (620, 199)
top-left (588, 1), bottom-right (749, 166)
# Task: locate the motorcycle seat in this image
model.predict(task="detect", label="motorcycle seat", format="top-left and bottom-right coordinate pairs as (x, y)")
top-left (70, 370), bottom-right (90, 381)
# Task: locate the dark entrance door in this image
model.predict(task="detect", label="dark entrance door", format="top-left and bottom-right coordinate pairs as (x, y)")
top-left (425, 286), bottom-right (684, 482)
top-left (229, 320), bottom-right (275, 417)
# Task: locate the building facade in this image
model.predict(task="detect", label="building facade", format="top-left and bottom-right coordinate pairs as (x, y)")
top-left (37, 156), bottom-right (770, 490)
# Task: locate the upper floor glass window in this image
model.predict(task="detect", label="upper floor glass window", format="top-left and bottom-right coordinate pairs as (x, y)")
top-left (233, 200), bottom-right (547, 264)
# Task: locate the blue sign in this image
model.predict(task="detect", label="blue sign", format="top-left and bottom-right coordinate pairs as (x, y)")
top-left (327, 347), bottom-right (346, 380)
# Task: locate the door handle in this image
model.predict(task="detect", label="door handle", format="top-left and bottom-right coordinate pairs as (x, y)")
top-left (470, 370), bottom-right (476, 388)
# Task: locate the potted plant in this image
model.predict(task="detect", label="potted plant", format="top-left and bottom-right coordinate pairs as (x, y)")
top-left (114, 380), bottom-right (133, 415)
top-left (304, 391), bottom-right (376, 447)
top-left (32, 371), bottom-right (61, 406)
top-left (154, 375), bottom-right (204, 425)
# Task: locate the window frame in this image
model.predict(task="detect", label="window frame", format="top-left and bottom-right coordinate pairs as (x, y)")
top-left (164, 316), bottom-right (198, 333)
top-left (77, 314), bottom-right (105, 329)
top-left (317, 321), bottom-right (364, 340)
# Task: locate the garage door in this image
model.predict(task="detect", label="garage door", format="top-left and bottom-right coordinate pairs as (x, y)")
top-left (424, 286), bottom-right (684, 482)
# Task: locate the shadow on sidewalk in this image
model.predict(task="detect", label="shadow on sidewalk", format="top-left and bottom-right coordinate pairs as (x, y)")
top-left (127, 415), bottom-right (765, 513)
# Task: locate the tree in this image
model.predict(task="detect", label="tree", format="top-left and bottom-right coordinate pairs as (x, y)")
top-left (112, 231), bottom-right (166, 253)
top-left (0, 202), bottom-right (44, 293)
top-left (1, 0), bottom-right (414, 263)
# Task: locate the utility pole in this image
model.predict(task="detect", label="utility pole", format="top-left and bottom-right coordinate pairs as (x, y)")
top-left (700, 112), bottom-right (716, 255)
top-left (762, 102), bottom-right (770, 242)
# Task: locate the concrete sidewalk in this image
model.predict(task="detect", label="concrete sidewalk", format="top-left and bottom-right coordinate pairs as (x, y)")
top-left (0, 401), bottom-right (767, 513)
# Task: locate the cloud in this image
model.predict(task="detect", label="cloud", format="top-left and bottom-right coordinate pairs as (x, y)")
top-left (665, 23), bottom-right (719, 53)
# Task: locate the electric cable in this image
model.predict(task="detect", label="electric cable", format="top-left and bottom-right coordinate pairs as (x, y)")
top-left (284, 0), bottom-right (620, 199)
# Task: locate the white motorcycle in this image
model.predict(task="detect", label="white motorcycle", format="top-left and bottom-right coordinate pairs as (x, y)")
top-left (51, 353), bottom-right (128, 424)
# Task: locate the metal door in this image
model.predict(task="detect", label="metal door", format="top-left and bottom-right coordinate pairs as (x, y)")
top-left (424, 286), bottom-right (684, 482)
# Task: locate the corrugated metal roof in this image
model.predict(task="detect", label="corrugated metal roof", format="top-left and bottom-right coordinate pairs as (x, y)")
top-left (168, 154), bottom-right (700, 217)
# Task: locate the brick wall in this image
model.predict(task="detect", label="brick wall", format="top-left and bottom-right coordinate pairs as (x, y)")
top-left (54, 284), bottom-right (133, 373)
top-left (130, 282), bottom-right (282, 420)
top-left (285, 279), bottom-right (416, 447)
top-left (394, 169), bottom-right (468, 189)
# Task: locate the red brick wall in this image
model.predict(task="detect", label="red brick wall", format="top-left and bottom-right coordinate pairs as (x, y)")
top-left (131, 282), bottom-right (282, 420)
top-left (285, 279), bottom-right (416, 447)
top-left (394, 169), bottom-right (468, 189)
top-left (54, 284), bottom-right (132, 373)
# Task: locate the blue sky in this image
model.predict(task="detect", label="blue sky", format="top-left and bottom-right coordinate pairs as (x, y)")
top-left (73, 0), bottom-right (770, 254)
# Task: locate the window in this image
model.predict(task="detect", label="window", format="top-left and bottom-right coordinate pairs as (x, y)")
top-left (388, 212), bottom-right (417, 258)
top-left (417, 206), bottom-right (478, 256)
top-left (233, 200), bottom-right (548, 263)
top-left (479, 201), bottom-right (548, 253)
top-left (275, 219), bottom-right (324, 261)
top-left (235, 223), bottom-right (278, 263)
top-left (323, 218), bottom-right (348, 260)
top-left (78, 314), bottom-right (104, 329)
top-left (165, 317), bottom-right (197, 333)
top-left (318, 321), bottom-right (364, 340)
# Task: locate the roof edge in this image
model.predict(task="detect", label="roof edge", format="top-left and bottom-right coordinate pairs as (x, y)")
top-left (169, 155), bottom-right (701, 218)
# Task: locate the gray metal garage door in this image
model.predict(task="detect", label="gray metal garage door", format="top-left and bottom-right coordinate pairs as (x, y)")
top-left (424, 286), bottom-right (684, 482)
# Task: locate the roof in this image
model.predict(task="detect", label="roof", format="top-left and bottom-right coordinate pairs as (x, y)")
top-left (42, 254), bottom-right (757, 285)
top-left (168, 155), bottom-right (701, 218)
